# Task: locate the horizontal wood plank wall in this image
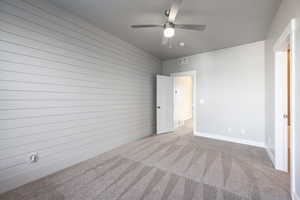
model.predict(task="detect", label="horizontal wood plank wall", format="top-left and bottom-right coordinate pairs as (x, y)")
top-left (0, 0), bottom-right (161, 193)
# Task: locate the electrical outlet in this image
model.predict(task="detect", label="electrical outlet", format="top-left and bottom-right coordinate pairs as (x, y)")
top-left (29, 152), bottom-right (39, 163)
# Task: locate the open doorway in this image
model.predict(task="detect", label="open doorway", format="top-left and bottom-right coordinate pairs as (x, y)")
top-left (173, 76), bottom-right (193, 135)
top-left (156, 71), bottom-right (197, 135)
top-left (171, 71), bottom-right (197, 136)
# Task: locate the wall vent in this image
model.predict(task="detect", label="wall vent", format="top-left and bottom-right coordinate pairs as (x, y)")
top-left (177, 57), bottom-right (190, 66)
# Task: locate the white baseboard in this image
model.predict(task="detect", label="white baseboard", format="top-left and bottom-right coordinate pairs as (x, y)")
top-left (293, 192), bottom-right (300, 200)
top-left (195, 132), bottom-right (266, 148)
top-left (266, 146), bottom-right (275, 166)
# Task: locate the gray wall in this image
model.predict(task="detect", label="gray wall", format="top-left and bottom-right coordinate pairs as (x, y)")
top-left (265, 0), bottom-right (300, 197)
top-left (163, 41), bottom-right (266, 145)
top-left (0, 0), bottom-right (161, 193)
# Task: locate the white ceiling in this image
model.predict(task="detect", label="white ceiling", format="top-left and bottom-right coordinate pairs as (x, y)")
top-left (49, 0), bottom-right (281, 60)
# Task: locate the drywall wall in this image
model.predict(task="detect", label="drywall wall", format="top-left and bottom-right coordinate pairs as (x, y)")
top-left (174, 76), bottom-right (193, 128)
top-left (0, 0), bottom-right (161, 193)
top-left (163, 41), bottom-right (265, 146)
top-left (265, 0), bottom-right (300, 197)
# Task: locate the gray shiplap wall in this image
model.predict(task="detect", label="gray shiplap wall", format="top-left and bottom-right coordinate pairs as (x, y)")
top-left (0, 0), bottom-right (161, 193)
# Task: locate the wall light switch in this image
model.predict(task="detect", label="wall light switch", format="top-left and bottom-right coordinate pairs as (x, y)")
top-left (199, 99), bottom-right (205, 104)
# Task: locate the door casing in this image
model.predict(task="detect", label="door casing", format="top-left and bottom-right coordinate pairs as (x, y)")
top-left (273, 18), bottom-right (297, 197)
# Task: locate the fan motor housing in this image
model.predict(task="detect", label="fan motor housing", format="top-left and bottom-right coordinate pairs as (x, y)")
top-left (164, 22), bottom-right (175, 29)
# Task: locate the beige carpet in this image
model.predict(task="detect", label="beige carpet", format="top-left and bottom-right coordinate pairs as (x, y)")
top-left (0, 119), bottom-right (290, 200)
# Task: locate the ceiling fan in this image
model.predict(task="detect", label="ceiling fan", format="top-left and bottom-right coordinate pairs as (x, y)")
top-left (131, 0), bottom-right (206, 47)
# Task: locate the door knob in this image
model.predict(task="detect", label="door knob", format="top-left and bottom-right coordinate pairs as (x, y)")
top-left (157, 106), bottom-right (160, 109)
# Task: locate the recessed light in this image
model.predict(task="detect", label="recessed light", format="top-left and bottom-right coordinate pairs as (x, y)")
top-left (179, 42), bottom-right (185, 47)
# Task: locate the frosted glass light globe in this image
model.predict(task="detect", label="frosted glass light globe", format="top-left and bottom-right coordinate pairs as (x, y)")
top-left (164, 27), bottom-right (175, 38)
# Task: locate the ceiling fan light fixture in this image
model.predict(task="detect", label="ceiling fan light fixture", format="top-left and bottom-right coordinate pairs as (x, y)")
top-left (164, 27), bottom-right (175, 38)
top-left (130, 0), bottom-right (206, 45)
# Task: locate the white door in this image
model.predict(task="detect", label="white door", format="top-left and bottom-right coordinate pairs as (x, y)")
top-left (275, 51), bottom-right (289, 171)
top-left (156, 75), bottom-right (174, 134)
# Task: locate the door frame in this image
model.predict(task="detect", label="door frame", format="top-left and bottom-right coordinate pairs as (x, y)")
top-left (171, 71), bottom-right (197, 135)
top-left (273, 18), bottom-right (297, 196)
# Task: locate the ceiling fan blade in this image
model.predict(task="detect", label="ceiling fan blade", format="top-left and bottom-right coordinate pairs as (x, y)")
top-left (168, 0), bottom-right (183, 23)
top-left (131, 24), bottom-right (163, 28)
top-left (174, 24), bottom-right (206, 31)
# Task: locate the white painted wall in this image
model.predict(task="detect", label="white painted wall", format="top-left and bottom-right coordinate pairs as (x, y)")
top-left (174, 76), bottom-right (193, 128)
top-left (163, 41), bottom-right (265, 146)
top-left (265, 0), bottom-right (300, 197)
top-left (0, 0), bottom-right (161, 193)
